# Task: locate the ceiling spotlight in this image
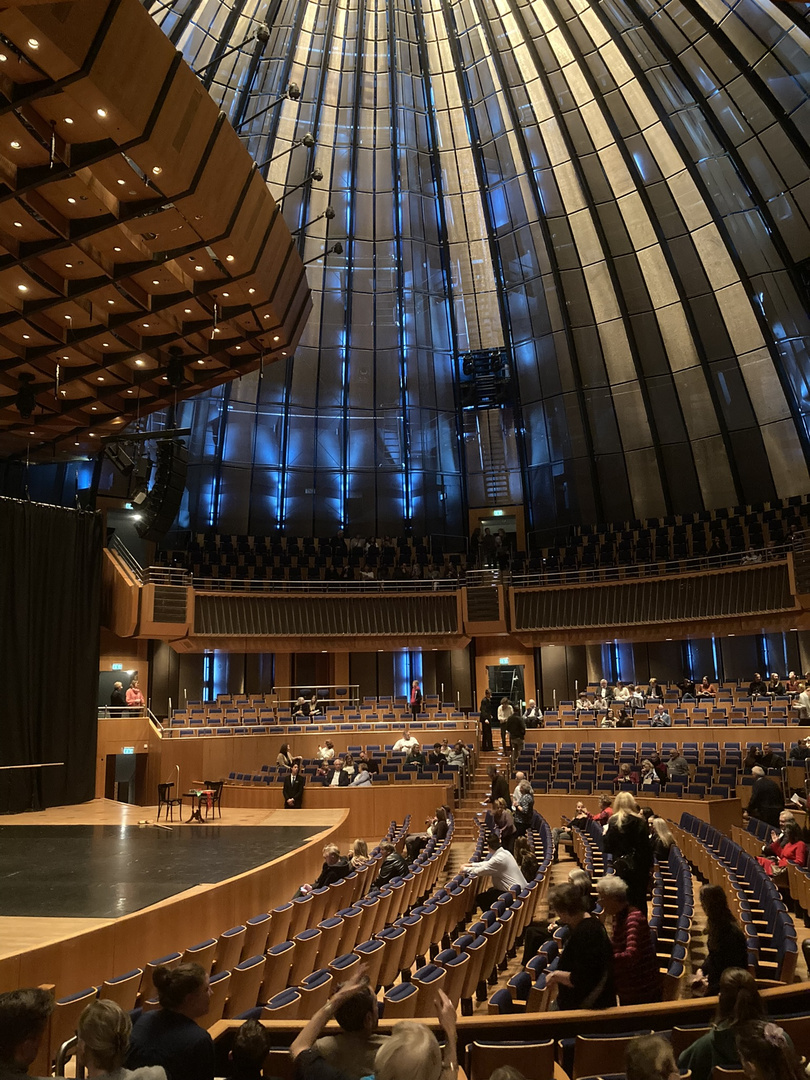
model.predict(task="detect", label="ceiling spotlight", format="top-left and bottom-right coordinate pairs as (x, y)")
top-left (27, 38), bottom-right (39, 49)
top-left (97, 376), bottom-right (104, 381)
top-left (113, 246), bottom-right (121, 252)
top-left (184, 308), bottom-right (192, 314)
top-left (107, 299), bottom-right (114, 305)
top-left (17, 284), bottom-right (28, 293)
top-left (225, 254), bottom-right (235, 262)
top-left (65, 263), bottom-right (73, 268)
top-left (152, 279), bottom-right (159, 285)
top-left (10, 140), bottom-right (20, 150)
top-left (273, 335), bottom-right (280, 342)
top-left (22, 334), bottom-right (29, 340)
top-left (194, 265), bottom-right (203, 271)
top-left (13, 221), bottom-right (22, 227)
top-left (222, 292), bottom-right (229, 298)
top-left (151, 166), bottom-right (162, 175)
top-left (135, 359), bottom-right (145, 366)
top-left (248, 288), bottom-right (255, 294)
top-left (142, 323), bottom-right (150, 328)
top-left (0, 54), bottom-right (6, 62)
top-left (127, 389), bottom-right (133, 393)
top-left (96, 108), bottom-right (108, 118)
top-left (67, 197), bottom-right (76, 204)
top-left (64, 117), bottom-right (74, 124)
top-left (117, 179), bottom-right (125, 185)
top-left (197, 359), bottom-right (205, 365)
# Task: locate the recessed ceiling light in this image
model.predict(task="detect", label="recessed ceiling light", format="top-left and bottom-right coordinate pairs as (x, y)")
top-left (263, 315), bottom-right (269, 319)
top-left (127, 389), bottom-right (133, 393)
top-left (197, 359), bottom-right (204, 365)
top-left (248, 288), bottom-right (255, 294)
top-left (184, 308), bottom-right (192, 314)
top-left (90, 433), bottom-right (98, 437)
top-left (135, 359), bottom-right (145, 366)
top-left (281, 351), bottom-right (286, 356)
top-left (213, 327), bottom-right (220, 333)
top-left (96, 108), bottom-right (107, 118)
top-left (97, 376), bottom-right (104, 381)
top-left (142, 323), bottom-right (149, 328)
top-left (102, 342), bottom-right (109, 347)
top-left (162, 376), bottom-right (168, 381)
top-left (13, 221), bottom-right (22, 227)
top-left (62, 355), bottom-right (69, 360)
top-left (117, 179), bottom-right (125, 186)
top-left (22, 334), bottom-right (29, 340)
top-left (151, 166), bottom-right (162, 175)
top-left (194, 265), bottom-right (203, 271)
top-left (0, 54), bottom-right (6, 62)
top-left (152, 279), bottom-right (159, 285)
top-left (64, 315), bottom-right (71, 320)
top-left (91, 406), bottom-right (97, 411)
top-left (225, 255), bottom-right (235, 262)
top-left (27, 38), bottom-right (39, 48)
top-left (235, 345), bottom-right (241, 350)
top-left (17, 284), bottom-right (28, 292)
top-left (67, 197), bottom-right (76, 204)
top-left (75, 441), bottom-right (80, 446)
top-left (65, 263), bottom-right (73, 268)
top-left (222, 292), bottom-right (229, 297)
top-left (64, 117), bottom-right (73, 124)
top-left (29, 430), bottom-right (35, 435)
top-left (113, 246), bottom-right (121, 252)
top-left (273, 335), bottom-right (280, 341)
top-left (10, 140), bottom-right (20, 150)
top-left (107, 300), bottom-right (114, 305)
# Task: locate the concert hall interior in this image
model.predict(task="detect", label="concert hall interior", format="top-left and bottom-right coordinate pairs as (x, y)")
top-left (0, 0), bottom-right (810, 1077)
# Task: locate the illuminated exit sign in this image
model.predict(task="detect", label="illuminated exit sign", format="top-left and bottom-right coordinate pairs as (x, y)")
top-left (499, 657), bottom-right (510, 665)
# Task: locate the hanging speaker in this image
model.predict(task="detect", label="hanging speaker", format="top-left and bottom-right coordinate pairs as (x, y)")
top-left (136, 440), bottom-right (188, 542)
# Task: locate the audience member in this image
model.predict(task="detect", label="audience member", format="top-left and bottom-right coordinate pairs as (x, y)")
top-left (505, 708), bottom-right (526, 772)
top-left (348, 838), bottom-right (369, 869)
top-left (405, 807), bottom-right (448, 859)
top-left (757, 814), bottom-right (806, 875)
top-left (677, 968), bottom-right (764, 1080)
top-left (309, 974), bottom-right (384, 1080)
top-left (735, 1020), bottom-right (804, 1080)
top-left (603, 792), bottom-right (653, 909)
top-left (317, 740), bottom-right (335, 764)
top-left (625, 1035), bottom-right (679, 1080)
top-left (691, 884), bottom-right (748, 996)
top-left (0, 988), bottom-right (54, 1080)
top-left (766, 673), bottom-right (785, 696)
top-left (511, 781), bottom-right (534, 837)
top-left (521, 868), bottom-right (592, 967)
top-left (126, 964), bottom-right (214, 1080)
top-left (392, 729), bottom-right (419, 753)
top-left (651, 704), bottom-right (671, 727)
top-left (645, 678), bottom-right (663, 703)
top-left (479, 689), bottom-right (494, 751)
top-left (324, 757), bottom-right (350, 787)
top-left (596, 875), bottom-right (660, 1005)
top-left (551, 800), bottom-right (591, 860)
top-left (370, 841), bottom-right (409, 890)
top-left (276, 743), bottom-right (294, 770)
top-left (759, 742), bottom-right (784, 769)
top-left (696, 675), bottom-right (717, 700)
top-left (409, 680), bottom-right (422, 720)
top-left (596, 679), bottom-right (615, 707)
top-left (522, 698), bottom-right (540, 726)
top-left (488, 764), bottom-right (510, 806)
top-left (427, 743), bottom-right (447, 769)
top-left (357, 750), bottom-right (379, 774)
top-left (544, 883), bottom-right (615, 1010)
top-left (593, 795), bottom-right (614, 828)
top-left (126, 678), bottom-right (145, 709)
top-left (746, 766), bottom-right (785, 828)
top-left (293, 696), bottom-right (310, 719)
top-left (749, 673), bottom-right (768, 697)
top-left (78, 999), bottom-right (166, 1080)
top-left (666, 748), bottom-right (689, 780)
top-left (302, 844), bottom-right (353, 894)
top-left (491, 798), bottom-right (516, 852)
top-left (639, 760), bottom-right (658, 788)
top-left (374, 990), bottom-right (458, 1080)
top-left (650, 817), bottom-right (675, 859)
top-left (110, 681), bottom-right (127, 715)
top-left (461, 832), bottom-right (526, 910)
top-left (226, 1019), bottom-right (270, 1080)
top-left (512, 836), bottom-right (538, 883)
top-left (497, 697), bottom-right (513, 755)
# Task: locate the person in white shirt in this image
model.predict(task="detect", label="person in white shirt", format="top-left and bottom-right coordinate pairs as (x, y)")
top-left (792, 688), bottom-right (810, 721)
top-left (497, 698), bottom-right (513, 754)
top-left (523, 699), bottom-right (539, 725)
top-left (614, 683), bottom-right (631, 702)
top-left (461, 832), bottom-right (527, 910)
top-left (512, 771), bottom-right (526, 804)
top-left (392, 729), bottom-right (420, 753)
top-left (317, 740), bottom-right (335, 763)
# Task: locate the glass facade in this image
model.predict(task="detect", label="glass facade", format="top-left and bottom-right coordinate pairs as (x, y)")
top-left (151, 0), bottom-right (810, 537)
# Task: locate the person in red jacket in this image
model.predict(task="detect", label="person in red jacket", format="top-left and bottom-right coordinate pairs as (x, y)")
top-left (757, 815), bottom-right (807, 876)
top-left (596, 873), bottom-right (661, 1005)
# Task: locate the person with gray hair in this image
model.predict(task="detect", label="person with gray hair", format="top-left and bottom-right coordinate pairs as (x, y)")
top-left (596, 875), bottom-right (661, 1005)
top-left (746, 766), bottom-right (784, 828)
top-left (0, 988), bottom-right (54, 1080)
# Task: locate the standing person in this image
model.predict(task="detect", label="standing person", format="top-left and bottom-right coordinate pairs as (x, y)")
top-left (283, 762), bottom-right (305, 808)
top-left (126, 678), bottom-right (145, 709)
top-left (595, 875), bottom-right (660, 1005)
top-left (487, 764), bottom-right (510, 806)
top-left (544, 883), bottom-right (615, 1010)
top-left (746, 766), bottom-right (785, 828)
top-left (512, 780), bottom-right (534, 837)
top-left (409, 680), bottom-right (422, 720)
top-left (603, 792), bottom-right (653, 909)
top-left (491, 799), bottom-right (516, 853)
top-left (126, 965), bottom-right (214, 1080)
top-left (691, 884), bottom-right (748, 996)
top-left (506, 707), bottom-right (526, 773)
top-left (78, 999), bottom-right (166, 1080)
top-left (497, 697), bottom-right (513, 756)
top-left (110, 681), bottom-right (127, 716)
top-left (479, 688), bottom-right (494, 751)
top-left (460, 832), bottom-right (526, 910)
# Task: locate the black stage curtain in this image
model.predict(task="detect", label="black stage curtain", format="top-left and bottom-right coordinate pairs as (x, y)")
top-left (0, 498), bottom-right (102, 813)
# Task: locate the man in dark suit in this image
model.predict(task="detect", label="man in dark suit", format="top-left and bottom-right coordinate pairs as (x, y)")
top-left (747, 766), bottom-right (785, 828)
top-left (324, 757), bottom-right (350, 786)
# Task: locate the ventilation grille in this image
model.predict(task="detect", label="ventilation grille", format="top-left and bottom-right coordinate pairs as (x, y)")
top-left (466, 587), bottom-right (501, 622)
top-left (514, 564), bottom-right (794, 630)
top-left (194, 593), bottom-right (459, 636)
top-left (153, 585), bottom-right (188, 623)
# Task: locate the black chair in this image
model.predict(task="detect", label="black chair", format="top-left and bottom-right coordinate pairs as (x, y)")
top-left (203, 779), bottom-right (224, 819)
top-left (157, 783), bottom-right (182, 821)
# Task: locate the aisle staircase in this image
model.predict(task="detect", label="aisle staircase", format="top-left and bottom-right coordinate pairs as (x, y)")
top-left (453, 746), bottom-right (509, 843)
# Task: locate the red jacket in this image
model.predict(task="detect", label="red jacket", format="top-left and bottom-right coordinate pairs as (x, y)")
top-left (611, 906), bottom-right (661, 1005)
top-left (770, 838), bottom-right (808, 868)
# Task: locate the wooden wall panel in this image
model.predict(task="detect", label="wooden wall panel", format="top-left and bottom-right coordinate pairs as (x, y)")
top-left (534, 794), bottom-right (741, 836)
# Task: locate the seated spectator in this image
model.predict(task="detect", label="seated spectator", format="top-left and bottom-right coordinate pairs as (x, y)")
top-left (126, 965), bottom-right (214, 1080)
top-left (550, 800), bottom-right (591, 860)
top-left (790, 735), bottom-right (810, 761)
top-left (310, 973), bottom-right (384, 1080)
top-left (629, 685), bottom-right (646, 710)
top-left (350, 762), bottom-right (372, 786)
top-left (600, 709), bottom-right (616, 728)
top-left (356, 750), bottom-right (379, 774)
top-left (615, 708), bottom-right (633, 728)
top-left (392, 728), bottom-right (419, 753)
top-left (370, 841), bottom-right (408, 890)
top-left (767, 672), bottom-right (785, 696)
top-left (757, 815), bottom-right (806, 876)
top-left (324, 757), bottom-right (350, 787)
top-left (614, 683), bottom-right (631, 703)
top-left (735, 1019), bottom-right (804, 1080)
top-left (276, 743), bottom-right (295, 770)
top-left (78, 999), bottom-right (166, 1080)
top-left (0, 988), bottom-right (54, 1080)
top-left (649, 753), bottom-right (667, 783)
top-left (697, 675), bottom-right (717, 699)
top-left (666, 747), bottom-right (689, 780)
top-left (226, 1019), bottom-right (270, 1080)
top-left (374, 991), bottom-right (457, 1080)
top-left (616, 762), bottom-right (639, 786)
top-left (646, 678), bottom-right (663, 702)
top-left (317, 740), bottom-right (335, 764)
top-left (445, 741), bottom-right (467, 768)
top-left (544, 883), bottom-right (615, 1010)
top-left (744, 745), bottom-right (763, 773)
top-left (691, 885), bottom-right (748, 996)
top-left (759, 742), bottom-right (784, 770)
top-left (650, 817), bottom-right (675, 859)
top-left (427, 743), bottom-right (447, 769)
top-left (574, 693), bottom-right (592, 713)
top-left (651, 704), bottom-right (671, 727)
top-left (784, 672), bottom-right (801, 695)
top-left (678, 675), bottom-right (696, 701)
top-left (626, 1036), bottom-right (679, 1080)
top-left (792, 687), bottom-right (810, 721)
top-left (749, 672), bottom-right (768, 698)
top-left (522, 698), bottom-right (540, 725)
top-left (596, 679), bottom-right (614, 707)
top-left (639, 760), bottom-right (658, 788)
top-left (293, 696), bottom-right (310, 719)
top-left (593, 795), bottom-right (613, 828)
top-left (349, 838), bottom-right (369, 869)
top-left (512, 835), bottom-right (538, 883)
top-left (301, 844), bottom-right (353, 894)
top-left (461, 832), bottom-right (526, 911)
top-left (596, 875), bottom-right (660, 1005)
top-left (405, 806), bottom-right (449, 859)
top-left (678, 968), bottom-right (766, 1080)
top-left (405, 745), bottom-right (426, 768)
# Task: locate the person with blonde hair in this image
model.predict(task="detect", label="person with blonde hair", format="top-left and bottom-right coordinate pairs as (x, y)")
top-left (650, 817), bottom-right (675, 859)
top-left (349, 838), bottom-right (368, 869)
top-left (375, 990), bottom-right (458, 1080)
top-left (78, 999), bottom-right (166, 1080)
top-left (625, 1035), bottom-right (678, 1080)
top-left (603, 792), bottom-right (653, 908)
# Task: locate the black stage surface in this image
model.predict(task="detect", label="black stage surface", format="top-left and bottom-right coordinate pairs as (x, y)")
top-left (0, 824), bottom-right (321, 918)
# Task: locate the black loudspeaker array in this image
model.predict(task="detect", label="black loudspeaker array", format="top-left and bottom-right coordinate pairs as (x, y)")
top-left (136, 440), bottom-right (188, 542)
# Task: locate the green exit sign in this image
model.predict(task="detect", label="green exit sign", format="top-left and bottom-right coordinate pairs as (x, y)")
top-left (499, 657), bottom-right (509, 665)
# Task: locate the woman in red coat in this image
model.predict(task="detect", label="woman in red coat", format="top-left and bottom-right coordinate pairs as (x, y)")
top-left (757, 818), bottom-right (807, 876)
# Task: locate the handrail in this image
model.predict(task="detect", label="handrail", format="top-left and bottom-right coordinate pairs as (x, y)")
top-left (512, 542), bottom-right (792, 588)
top-left (187, 575), bottom-right (461, 593)
top-left (143, 565), bottom-right (193, 586)
top-left (108, 534), bottom-right (146, 583)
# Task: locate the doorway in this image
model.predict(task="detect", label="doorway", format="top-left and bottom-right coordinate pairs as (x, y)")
top-left (487, 664), bottom-right (524, 708)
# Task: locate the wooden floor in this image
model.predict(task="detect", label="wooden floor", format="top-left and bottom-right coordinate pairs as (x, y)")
top-left (0, 799), bottom-right (342, 962)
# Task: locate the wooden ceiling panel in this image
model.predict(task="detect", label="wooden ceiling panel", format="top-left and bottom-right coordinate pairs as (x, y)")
top-left (0, 0), bottom-right (311, 459)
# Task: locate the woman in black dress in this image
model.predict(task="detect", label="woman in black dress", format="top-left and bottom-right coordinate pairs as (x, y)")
top-left (603, 791), bottom-right (653, 909)
top-left (544, 883), bottom-right (615, 1010)
top-left (283, 762), bottom-right (305, 809)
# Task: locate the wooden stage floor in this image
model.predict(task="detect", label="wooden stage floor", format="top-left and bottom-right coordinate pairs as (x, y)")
top-left (0, 799), bottom-right (341, 964)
